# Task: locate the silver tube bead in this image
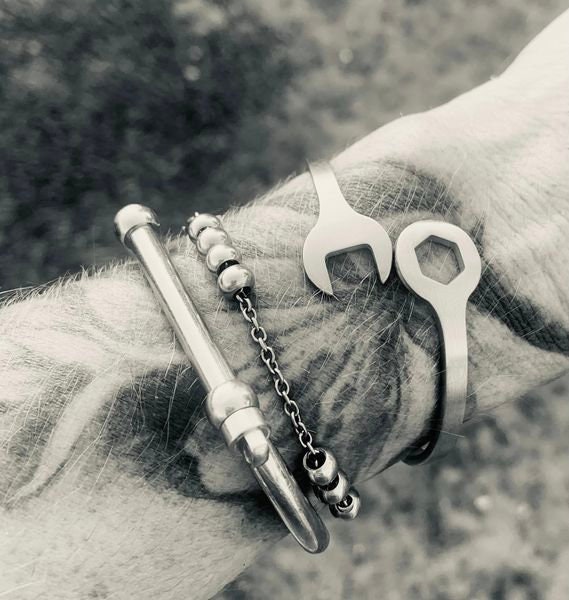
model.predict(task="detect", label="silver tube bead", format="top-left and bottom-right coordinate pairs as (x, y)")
top-left (330, 488), bottom-right (361, 520)
top-left (187, 213), bottom-right (221, 242)
top-left (196, 227), bottom-right (231, 255)
top-left (218, 264), bottom-right (255, 297)
top-left (303, 448), bottom-right (339, 486)
top-left (206, 243), bottom-right (241, 273)
top-left (318, 470), bottom-right (350, 505)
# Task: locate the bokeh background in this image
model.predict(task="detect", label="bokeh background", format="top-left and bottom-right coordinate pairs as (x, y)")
top-left (2, 1), bottom-right (569, 598)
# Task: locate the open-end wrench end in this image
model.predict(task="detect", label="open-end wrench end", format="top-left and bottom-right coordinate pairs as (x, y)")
top-left (366, 221), bottom-right (393, 284)
top-left (302, 246), bottom-right (335, 296)
top-left (302, 219), bottom-right (393, 295)
top-left (303, 160), bottom-right (394, 295)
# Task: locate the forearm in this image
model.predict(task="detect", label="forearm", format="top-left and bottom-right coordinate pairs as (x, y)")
top-left (3, 14), bottom-right (569, 597)
top-left (2, 163), bottom-right (568, 599)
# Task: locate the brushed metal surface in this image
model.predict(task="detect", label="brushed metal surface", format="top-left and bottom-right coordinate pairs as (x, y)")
top-left (302, 162), bottom-right (393, 295)
top-left (395, 220), bottom-right (481, 464)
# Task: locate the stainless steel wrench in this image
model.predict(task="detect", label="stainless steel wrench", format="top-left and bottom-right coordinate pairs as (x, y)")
top-left (302, 162), bottom-right (393, 295)
top-left (394, 220), bottom-right (481, 464)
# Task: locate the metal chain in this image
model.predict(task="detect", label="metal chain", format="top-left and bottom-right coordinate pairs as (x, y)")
top-left (234, 290), bottom-right (317, 457)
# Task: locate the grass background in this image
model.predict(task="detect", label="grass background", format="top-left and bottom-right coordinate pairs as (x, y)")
top-left (1, 1), bottom-right (569, 598)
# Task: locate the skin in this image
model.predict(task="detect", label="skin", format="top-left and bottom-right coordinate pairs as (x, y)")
top-left (1, 9), bottom-right (569, 599)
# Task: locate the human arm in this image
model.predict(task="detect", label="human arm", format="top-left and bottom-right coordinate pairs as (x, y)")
top-left (1, 10), bottom-right (569, 599)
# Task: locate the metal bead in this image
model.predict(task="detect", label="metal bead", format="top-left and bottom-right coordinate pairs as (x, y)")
top-left (330, 488), bottom-right (361, 520)
top-left (318, 470), bottom-right (350, 505)
top-left (303, 448), bottom-right (339, 486)
top-left (187, 213), bottom-right (221, 242)
top-left (196, 227), bottom-right (231, 255)
top-left (206, 379), bottom-right (259, 429)
top-left (217, 264), bottom-right (255, 297)
top-left (206, 243), bottom-right (241, 273)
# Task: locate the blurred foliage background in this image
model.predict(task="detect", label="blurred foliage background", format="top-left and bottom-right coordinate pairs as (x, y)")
top-left (2, 0), bottom-right (569, 598)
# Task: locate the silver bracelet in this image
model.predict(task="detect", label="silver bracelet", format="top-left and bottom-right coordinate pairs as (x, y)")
top-left (302, 160), bottom-right (481, 464)
top-left (115, 204), bottom-right (329, 554)
top-left (395, 220), bottom-right (481, 463)
top-left (113, 161), bottom-right (481, 552)
top-left (185, 213), bottom-right (361, 520)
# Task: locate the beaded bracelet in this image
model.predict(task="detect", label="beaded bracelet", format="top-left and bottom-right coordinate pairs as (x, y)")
top-left (185, 213), bottom-right (361, 520)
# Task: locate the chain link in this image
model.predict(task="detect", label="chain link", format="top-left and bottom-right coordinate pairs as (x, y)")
top-left (235, 290), bottom-right (316, 456)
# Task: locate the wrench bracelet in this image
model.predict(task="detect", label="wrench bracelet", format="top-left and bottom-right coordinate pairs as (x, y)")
top-left (114, 162), bottom-right (480, 554)
top-left (303, 162), bottom-right (481, 464)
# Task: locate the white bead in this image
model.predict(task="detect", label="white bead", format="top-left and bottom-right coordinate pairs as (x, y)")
top-left (206, 379), bottom-right (259, 429)
top-left (187, 213), bottom-right (221, 242)
top-left (303, 448), bottom-right (339, 486)
top-left (196, 227), bottom-right (231, 255)
top-left (330, 488), bottom-right (361, 520)
top-left (318, 470), bottom-right (350, 505)
top-left (206, 243), bottom-right (241, 273)
top-left (217, 264), bottom-right (255, 297)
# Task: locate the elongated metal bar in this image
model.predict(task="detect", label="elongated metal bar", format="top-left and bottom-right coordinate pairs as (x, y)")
top-left (115, 204), bottom-right (329, 553)
top-left (120, 225), bottom-right (233, 391)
